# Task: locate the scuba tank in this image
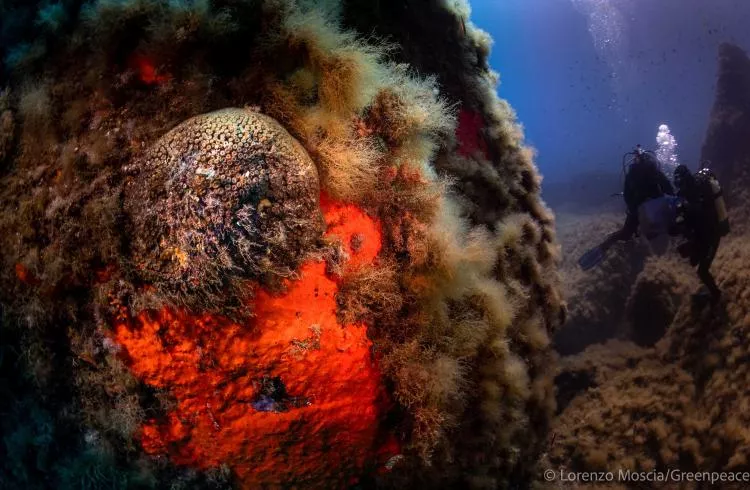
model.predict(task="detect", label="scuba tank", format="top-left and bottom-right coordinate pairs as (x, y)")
top-left (696, 167), bottom-right (730, 236)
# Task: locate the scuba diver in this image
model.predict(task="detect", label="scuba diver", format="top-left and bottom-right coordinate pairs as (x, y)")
top-left (672, 164), bottom-right (730, 304)
top-left (578, 145), bottom-right (675, 270)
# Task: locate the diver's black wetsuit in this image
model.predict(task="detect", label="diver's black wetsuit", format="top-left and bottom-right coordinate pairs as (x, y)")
top-left (600, 154), bottom-right (674, 252)
top-left (675, 171), bottom-right (723, 300)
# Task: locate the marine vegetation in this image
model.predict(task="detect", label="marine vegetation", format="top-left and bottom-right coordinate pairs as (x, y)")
top-left (0, 0), bottom-right (564, 488)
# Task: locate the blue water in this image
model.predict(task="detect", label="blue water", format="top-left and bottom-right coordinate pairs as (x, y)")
top-left (472, 0), bottom-right (750, 184)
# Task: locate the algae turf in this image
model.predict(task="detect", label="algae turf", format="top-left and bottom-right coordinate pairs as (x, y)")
top-left (0, 0), bottom-right (564, 487)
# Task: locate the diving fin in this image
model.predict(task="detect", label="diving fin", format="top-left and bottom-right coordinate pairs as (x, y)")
top-left (578, 245), bottom-right (606, 271)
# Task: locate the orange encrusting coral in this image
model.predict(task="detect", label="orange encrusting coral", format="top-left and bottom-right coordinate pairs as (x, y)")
top-left (320, 193), bottom-right (383, 268)
top-left (113, 196), bottom-right (394, 487)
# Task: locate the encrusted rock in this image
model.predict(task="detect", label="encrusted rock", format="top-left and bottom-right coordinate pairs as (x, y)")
top-left (125, 108), bottom-right (324, 309)
top-left (0, 110), bottom-right (14, 163)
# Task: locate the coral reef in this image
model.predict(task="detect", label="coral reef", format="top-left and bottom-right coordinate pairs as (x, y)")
top-left (0, 0), bottom-right (564, 488)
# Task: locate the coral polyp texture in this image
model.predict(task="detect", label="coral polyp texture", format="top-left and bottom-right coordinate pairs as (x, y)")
top-left (0, 0), bottom-right (564, 488)
top-left (125, 108), bottom-right (323, 310)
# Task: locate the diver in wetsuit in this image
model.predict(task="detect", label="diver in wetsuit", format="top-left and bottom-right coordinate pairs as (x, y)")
top-left (673, 164), bottom-right (729, 303)
top-left (598, 146), bottom-right (674, 253)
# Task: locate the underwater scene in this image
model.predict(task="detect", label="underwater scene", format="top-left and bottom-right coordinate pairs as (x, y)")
top-left (1, 0), bottom-right (750, 488)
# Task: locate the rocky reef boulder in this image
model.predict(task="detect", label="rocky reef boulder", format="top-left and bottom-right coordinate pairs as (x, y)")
top-left (623, 256), bottom-right (693, 347)
top-left (701, 43), bottom-right (750, 228)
